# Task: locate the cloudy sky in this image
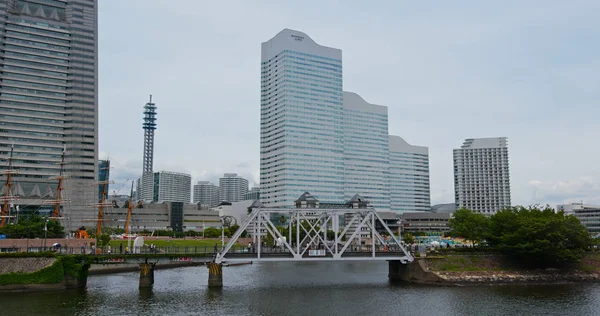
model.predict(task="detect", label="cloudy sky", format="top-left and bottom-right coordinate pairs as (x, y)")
top-left (98, 0), bottom-right (600, 206)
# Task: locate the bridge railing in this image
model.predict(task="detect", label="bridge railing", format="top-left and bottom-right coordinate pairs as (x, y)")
top-left (0, 244), bottom-right (412, 256)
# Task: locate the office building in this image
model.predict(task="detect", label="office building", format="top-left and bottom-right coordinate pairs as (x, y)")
top-left (259, 29), bottom-right (431, 212)
top-left (453, 137), bottom-right (511, 213)
top-left (152, 171), bottom-right (191, 203)
top-left (557, 203), bottom-right (600, 234)
top-left (343, 92), bottom-right (390, 210)
top-left (0, 0), bottom-right (98, 225)
top-left (193, 181), bottom-right (220, 207)
top-left (389, 136), bottom-right (431, 213)
top-left (106, 201), bottom-right (221, 233)
top-left (244, 186), bottom-right (260, 201)
top-left (260, 29), bottom-right (344, 208)
top-left (219, 173), bottom-right (248, 203)
top-left (98, 159), bottom-right (109, 202)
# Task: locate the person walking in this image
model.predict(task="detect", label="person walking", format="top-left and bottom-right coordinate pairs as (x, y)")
top-left (119, 243), bottom-right (123, 254)
top-left (214, 243), bottom-right (218, 254)
top-left (247, 242), bottom-right (252, 253)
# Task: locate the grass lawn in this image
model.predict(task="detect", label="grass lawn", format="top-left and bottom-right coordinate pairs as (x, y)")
top-left (107, 239), bottom-right (241, 248)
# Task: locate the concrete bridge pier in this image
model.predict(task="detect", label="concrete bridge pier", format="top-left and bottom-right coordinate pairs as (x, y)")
top-left (207, 262), bottom-right (223, 287)
top-left (139, 262), bottom-right (156, 287)
top-left (388, 260), bottom-right (408, 281)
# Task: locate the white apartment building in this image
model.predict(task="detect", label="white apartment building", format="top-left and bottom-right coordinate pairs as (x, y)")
top-left (389, 136), bottom-right (431, 212)
top-left (193, 181), bottom-right (220, 207)
top-left (152, 171), bottom-right (191, 203)
top-left (453, 137), bottom-right (511, 213)
top-left (260, 29), bottom-right (344, 207)
top-left (219, 173), bottom-right (248, 203)
top-left (343, 92), bottom-right (390, 210)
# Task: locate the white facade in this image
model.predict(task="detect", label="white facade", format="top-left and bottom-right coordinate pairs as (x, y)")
top-left (219, 173), bottom-right (249, 203)
top-left (153, 171), bottom-right (192, 203)
top-left (389, 136), bottom-right (431, 213)
top-left (244, 187), bottom-right (260, 201)
top-left (453, 137), bottom-right (511, 213)
top-left (193, 181), bottom-right (220, 206)
top-left (343, 92), bottom-right (390, 210)
top-left (557, 203), bottom-right (600, 234)
top-left (260, 29), bottom-right (344, 207)
top-left (259, 29), bottom-right (431, 211)
top-left (211, 200), bottom-right (254, 228)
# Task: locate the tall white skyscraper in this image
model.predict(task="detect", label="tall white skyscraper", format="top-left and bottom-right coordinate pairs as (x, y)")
top-left (389, 136), bottom-right (431, 212)
top-left (453, 137), bottom-right (511, 213)
top-left (343, 92), bottom-right (390, 210)
top-left (260, 29), bottom-right (343, 207)
top-left (219, 173), bottom-right (249, 203)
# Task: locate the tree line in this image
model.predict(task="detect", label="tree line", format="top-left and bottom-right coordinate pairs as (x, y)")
top-left (448, 206), bottom-right (591, 266)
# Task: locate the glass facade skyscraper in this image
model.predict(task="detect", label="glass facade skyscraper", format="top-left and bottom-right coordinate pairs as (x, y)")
top-left (260, 29), bottom-right (343, 207)
top-left (0, 0), bottom-right (98, 224)
top-left (343, 92), bottom-right (390, 210)
top-left (389, 136), bottom-right (431, 212)
top-left (260, 29), bottom-right (431, 212)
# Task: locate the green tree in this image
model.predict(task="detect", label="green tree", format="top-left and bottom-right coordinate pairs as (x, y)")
top-left (402, 233), bottom-right (415, 244)
top-left (98, 233), bottom-right (111, 247)
top-left (448, 208), bottom-right (490, 246)
top-left (489, 206), bottom-right (591, 266)
top-left (203, 227), bottom-right (221, 238)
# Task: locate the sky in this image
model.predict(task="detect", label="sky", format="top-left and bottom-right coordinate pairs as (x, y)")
top-left (98, 0), bottom-right (600, 206)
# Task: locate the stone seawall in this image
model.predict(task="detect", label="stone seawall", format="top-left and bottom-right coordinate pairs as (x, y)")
top-left (395, 255), bottom-right (600, 286)
top-left (0, 257), bottom-right (56, 275)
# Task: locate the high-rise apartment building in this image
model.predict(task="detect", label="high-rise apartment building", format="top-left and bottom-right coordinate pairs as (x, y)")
top-left (343, 92), bottom-right (390, 210)
top-left (219, 173), bottom-right (248, 203)
top-left (260, 29), bottom-right (343, 207)
top-left (453, 137), bottom-right (511, 213)
top-left (0, 0), bottom-right (98, 225)
top-left (152, 171), bottom-right (191, 203)
top-left (389, 136), bottom-right (430, 212)
top-left (243, 187), bottom-right (260, 201)
top-left (193, 181), bottom-right (220, 207)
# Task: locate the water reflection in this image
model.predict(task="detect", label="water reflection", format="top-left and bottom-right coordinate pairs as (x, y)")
top-left (1, 263), bottom-right (599, 316)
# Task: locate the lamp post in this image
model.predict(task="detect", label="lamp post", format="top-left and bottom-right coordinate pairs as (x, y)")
top-left (220, 217), bottom-right (224, 250)
top-left (43, 217), bottom-right (49, 251)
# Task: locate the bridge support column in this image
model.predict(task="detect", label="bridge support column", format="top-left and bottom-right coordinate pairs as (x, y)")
top-left (139, 262), bottom-right (156, 287)
top-left (207, 262), bottom-right (223, 287)
top-left (388, 260), bottom-right (408, 281)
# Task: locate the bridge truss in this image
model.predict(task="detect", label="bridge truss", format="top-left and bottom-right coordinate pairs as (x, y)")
top-left (216, 207), bottom-right (414, 264)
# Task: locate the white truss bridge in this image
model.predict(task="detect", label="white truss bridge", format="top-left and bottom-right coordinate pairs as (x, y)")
top-left (216, 207), bottom-right (414, 264)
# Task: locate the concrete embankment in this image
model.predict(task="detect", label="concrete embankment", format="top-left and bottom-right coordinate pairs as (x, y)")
top-left (0, 256), bottom-right (89, 293)
top-left (392, 254), bottom-right (600, 286)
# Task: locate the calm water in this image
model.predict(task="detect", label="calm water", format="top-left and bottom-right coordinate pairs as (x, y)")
top-left (0, 261), bottom-right (599, 316)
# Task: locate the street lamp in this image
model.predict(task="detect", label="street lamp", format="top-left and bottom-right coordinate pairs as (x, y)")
top-left (220, 217), bottom-right (224, 250)
top-left (43, 217), bottom-right (49, 251)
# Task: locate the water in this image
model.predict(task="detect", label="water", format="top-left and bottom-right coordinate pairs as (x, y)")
top-left (1, 261), bottom-right (599, 315)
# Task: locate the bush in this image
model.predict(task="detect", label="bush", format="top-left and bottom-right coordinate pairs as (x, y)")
top-left (203, 227), bottom-right (221, 238)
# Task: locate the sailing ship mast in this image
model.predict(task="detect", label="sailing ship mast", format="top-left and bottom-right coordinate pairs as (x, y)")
top-left (46, 147), bottom-right (70, 220)
top-left (0, 145), bottom-right (18, 227)
top-left (125, 181), bottom-right (143, 236)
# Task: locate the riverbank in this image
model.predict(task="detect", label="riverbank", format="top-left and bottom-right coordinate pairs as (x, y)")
top-left (400, 252), bottom-right (600, 286)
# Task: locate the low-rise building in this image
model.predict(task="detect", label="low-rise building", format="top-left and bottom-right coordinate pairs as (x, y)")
top-left (401, 212), bottom-right (452, 233)
top-left (557, 203), bottom-right (600, 234)
top-left (105, 201), bottom-right (220, 232)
